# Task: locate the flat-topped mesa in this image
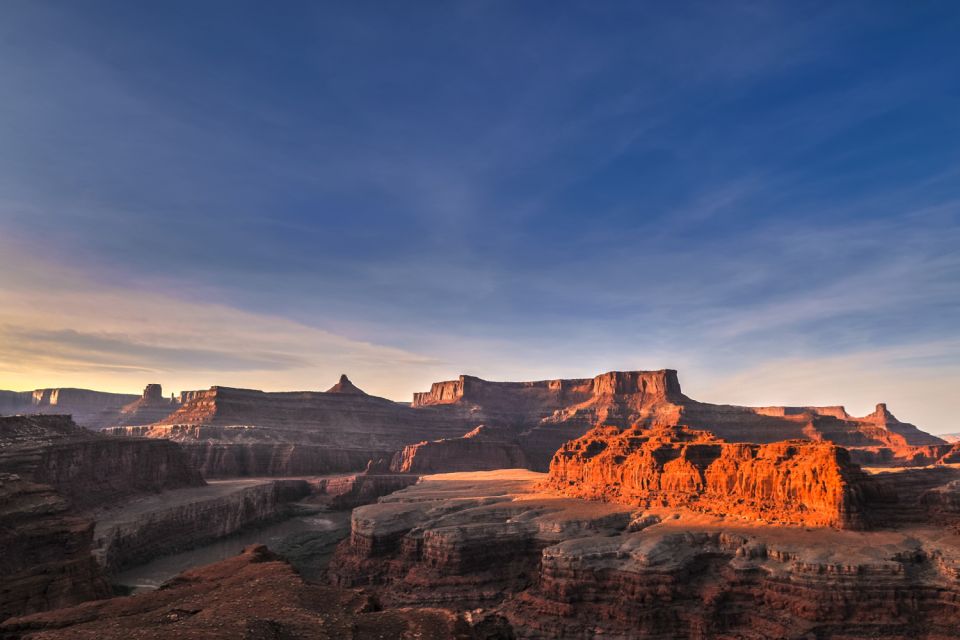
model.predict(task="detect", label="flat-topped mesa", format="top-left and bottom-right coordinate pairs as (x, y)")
top-left (545, 425), bottom-right (875, 529)
top-left (411, 369), bottom-right (684, 408)
top-left (326, 374), bottom-right (367, 395)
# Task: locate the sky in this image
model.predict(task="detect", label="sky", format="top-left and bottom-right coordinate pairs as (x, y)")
top-left (0, 1), bottom-right (958, 433)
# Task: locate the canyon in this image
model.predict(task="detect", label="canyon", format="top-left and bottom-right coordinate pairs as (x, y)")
top-left (3, 367), bottom-right (960, 638)
top-left (0, 415), bottom-right (202, 620)
top-left (328, 468), bottom-right (960, 638)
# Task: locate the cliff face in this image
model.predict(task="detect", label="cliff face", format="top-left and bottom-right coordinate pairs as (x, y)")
top-left (92, 479), bottom-right (312, 572)
top-left (0, 415), bottom-right (203, 510)
top-left (0, 415), bottom-right (203, 621)
top-left (0, 474), bottom-right (109, 622)
top-left (0, 388), bottom-right (139, 430)
top-left (390, 425), bottom-right (530, 474)
top-left (545, 425), bottom-right (877, 528)
top-left (408, 369), bottom-right (945, 471)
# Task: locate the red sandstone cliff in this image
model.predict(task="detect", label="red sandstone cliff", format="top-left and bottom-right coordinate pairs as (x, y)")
top-left (408, 369), bottom-right (944, 471)
top-left (328, 469), bottom-right (960, 639)
top-left (545, 425), bottom-right (876, 528)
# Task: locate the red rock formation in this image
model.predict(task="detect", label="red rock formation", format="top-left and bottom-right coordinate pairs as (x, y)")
top-left (410, 369), bottom-right (945, 470)
top-left (105, 384), bottom-right (178, 428)
top-left (0, 474), bottom-right (109, 622)
top-left (312, 473), bottom-right (420, 509)
top-left (0, 415), bottom-right (203, 621)
top-left (545, 425), bottom-right (877, 528)
top-left (0, 415), bottom-right (203, 510)
top-left (17, 369), bottom-right (946, 477)
top-left (104, 379), bottom-right (477, 477)
top-left (1, 545), bottom-right (485, 640)
top-left (390, 425), bottom-right (530, 473)
top-left (328, 470), bottom-right (960, 639)
top-left (326, 373), bottom-right (367, 395)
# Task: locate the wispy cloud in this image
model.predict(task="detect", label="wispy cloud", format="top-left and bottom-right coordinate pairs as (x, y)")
top-left (0, 241), bottom-right (445, 397)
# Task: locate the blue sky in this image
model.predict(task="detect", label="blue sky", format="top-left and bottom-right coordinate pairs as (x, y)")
top-left (1, 2), bottom-right (959, 432)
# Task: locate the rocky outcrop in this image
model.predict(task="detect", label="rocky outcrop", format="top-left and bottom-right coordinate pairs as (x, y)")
top-left (0, 545), bottom-right (485, 640)
top-left (311, 473), bottom-right (420, 510)
top-left (390, 425), bottom-right (530, 473)
top-left (0, 389), bottom-right (139, 430)
top-left (105, 384), bottom-right (178, 428)
top-left (328, 469), bottom-right (960, 639)
top-left (545, 425), bottom-right (879, 528)
top-left (326, 373), bottom-right (367, 395)
top-left (508, 528), bottom-right (960, 639)
top-left (0, 415), bottom-right (203, 621)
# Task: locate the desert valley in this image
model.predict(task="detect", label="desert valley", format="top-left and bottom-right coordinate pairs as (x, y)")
top-left (1, 369), bottom-right (959, 639)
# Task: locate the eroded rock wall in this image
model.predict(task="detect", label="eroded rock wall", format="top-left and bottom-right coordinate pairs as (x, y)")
top-left (545, 425), bottom-right (880, 528)
top-left (0, 474), bottom-right (109, 622)
top-left (92, 480), bottom-right (311, 572)
top-left (390, 426), bottom-right (530, 473)
top-left (0, 415), bottom-right (204, 621)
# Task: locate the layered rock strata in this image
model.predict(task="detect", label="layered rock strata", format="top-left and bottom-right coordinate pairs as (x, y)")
top-left (0, 415), bottom-right (203, 510)
top-left (0, 545), bottom-right (485, 640)
top-left (91, 479), bottom-right (312, 572)
top-left (0, 389), bottom-right (139, 430)
top-left (311, 473), bottom-right (420, 510)
top-left (329, 470), bottom-right (960, 639)
top-left (390, 425), bottom-right (530, 473)
top-left (409, 370), bottom-right (945, 471)
top-left (0, 415), bottom-right (203, 621)
top-left (104, 376), bottom-right (476, 477)
top-left (0, 474), bottom-right (109, 622)
top-left (544, 425), bottom-right (878, 528)
top-left (80, 369), bottom-right (948, 477)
